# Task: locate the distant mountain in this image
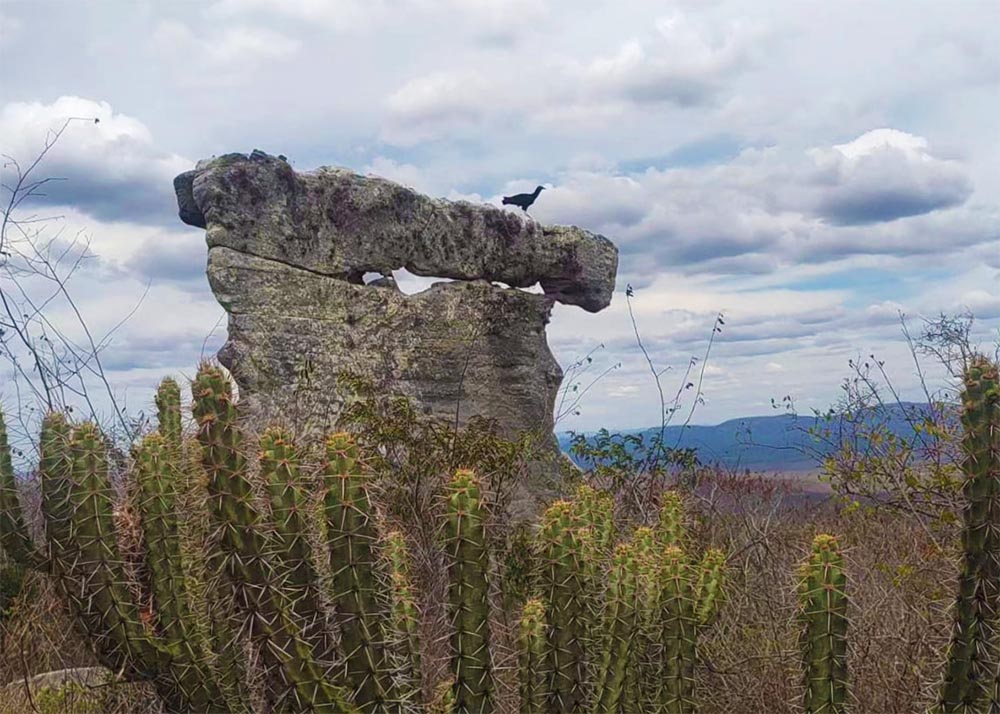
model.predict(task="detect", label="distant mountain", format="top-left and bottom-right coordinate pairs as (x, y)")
top-left (557, 401), bottom-right (950, 473)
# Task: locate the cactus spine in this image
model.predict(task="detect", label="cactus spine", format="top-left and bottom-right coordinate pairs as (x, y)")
top-left (135, 432), bottom-right (226, 712)
top-left (799, 534), bottom-right (848, 714)
top-left (593, 542), bottom-right (640, 713)
top-left (658, 545), bottom-right (698, 714)
top-left (538, 501), bottom-right (588, 713)
top-left (324, 432), bottom-right (393, 711)
top-left (383, 529), bottom-right (422, 701)
top-left (517, 598), bottom-right (547, 714)
top-left (444, 469), bottom-right (493, 713)
top-left (0, 408), bottom-right (35, 566)
top-left (193, 365), bottom-right (353, 713)
top-left (938, 355), bottom-right (1000, 713)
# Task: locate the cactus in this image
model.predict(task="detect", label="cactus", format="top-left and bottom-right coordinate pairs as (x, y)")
top-left (193, 365), bottom-right (353, 712)
top-left (658, 545), bottom-right (698, 714)
top-left (0, 407), bottom-right (36, 566)
top-left (517, 598), bottom-right (547, 714)
top-left (693, 548), bottom-right (726, 627)
top-left (656, 491), bottom-right (686, 547)
top-left (382, 529), bottom-right (422, 701)
top-left (260, 427), bottom-right (328, 651)
top-left (444, 468), bottom-right (493, 714)
top-left (538, 500), bottom-right (589, 713)
top-left (324, 431), bottom-right (394, 711)
top-left (2, 364), bottom-right (753, 714)
top-left (593, 542), bottom-right (640, 713)
top-left (134, 432), bottom-right (227, 711)
top-left (938, 355), bottom-right (1000, 713)
top-left (799, 534), bottom-right (848, 714)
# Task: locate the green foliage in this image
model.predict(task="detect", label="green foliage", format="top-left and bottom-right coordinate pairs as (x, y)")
top-left (567, 429), bottom-right (699, 489)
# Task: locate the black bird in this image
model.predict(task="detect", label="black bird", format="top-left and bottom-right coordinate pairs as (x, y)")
top-left (502, 185), bottom-right (545, 213)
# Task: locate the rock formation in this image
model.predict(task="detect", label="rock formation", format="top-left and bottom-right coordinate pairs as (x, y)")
top-left (174, 150), bottom-right (618, 488)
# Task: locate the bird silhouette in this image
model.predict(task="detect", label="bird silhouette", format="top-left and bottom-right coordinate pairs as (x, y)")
top-left (502, 185), bottom-right (545, 213)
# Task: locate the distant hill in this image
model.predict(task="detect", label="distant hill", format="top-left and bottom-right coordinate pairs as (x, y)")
top-left (557, 401), bottom-right (950, 473)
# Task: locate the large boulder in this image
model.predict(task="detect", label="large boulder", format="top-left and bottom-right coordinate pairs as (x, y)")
top-left (175, 151), bottom-right (617, 498)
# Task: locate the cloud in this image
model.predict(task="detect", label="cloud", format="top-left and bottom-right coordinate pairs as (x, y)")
top-left (150, 20), bottom-right (299, 80)
top-left (0, 97), bottom-right (190, 226)
top-left (526, 130), bottom-right (984, 280)
top-left (383, 11), bottom-right (757, 143)
top-left (207, 0), bottom-right (548, 42)
top-left (804, 129), bottom-right (973, 225)
top-left (575, 14), bottom-right (757, 106)
top-left (0, 12), bottom-right (21, 48)
top-left (126, 231), bottom-right (209, 288)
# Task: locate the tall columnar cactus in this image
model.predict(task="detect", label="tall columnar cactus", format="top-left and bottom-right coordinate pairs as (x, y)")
top-left (0, 408), bottom-right (35, 566)
top-left (444, 469), bottom-right (494, 714)
top-left (538, 500), bottom-right (589, 713)
top-left (657, 545), bottom-right (698, 714)
top-left (938, 355), bottom-right (1000, 713)
top-left (260, 427), bottom-right (328, 650)
top-left (799, 534), bottom-right (848, 714)
top-left (134, 432), bottom-right (227, 712)
top-left (193, 365), bottom-right (353, 713)
top-left (656, 491), bottom-right (686, 547)
top-left (571, 484), bottom-right (615, 557)
top-left (693, 548), bottom-right (726, 627)
top-left (593, 542), bottom-right (640, 714)
top-left (324, 432), bottom-right (394, 711)
top-left (2, 365), bottom-right (745, 714)
top-left (382, 529), bottom-right (422, 700)
top-left (517, 598), bottom-right (547, 714)
top-left (155, 376), bottom-right (183, 450)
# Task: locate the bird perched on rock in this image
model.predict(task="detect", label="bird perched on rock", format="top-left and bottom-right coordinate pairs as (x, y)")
top-left (502, 185), bottom-right (545, 213)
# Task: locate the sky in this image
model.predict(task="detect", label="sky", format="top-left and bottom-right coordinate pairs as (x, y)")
top-left (1, 0), bottom-right (998, 433)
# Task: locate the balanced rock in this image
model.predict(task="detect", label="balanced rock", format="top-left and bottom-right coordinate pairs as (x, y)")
top-left (175, 151), bottom-right (617, 492)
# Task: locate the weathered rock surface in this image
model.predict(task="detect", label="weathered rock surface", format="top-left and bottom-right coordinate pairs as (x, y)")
top-left (175, 150), bottom-right (617, 312)
top-left (175, 151), bottom-right (617, 496)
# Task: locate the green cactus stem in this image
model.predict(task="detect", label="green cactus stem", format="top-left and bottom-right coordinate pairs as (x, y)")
top-left (658, 545), bottom-right (697, 714)
top-left (61, 422), bottom-right (160, 679)
top-left (593, 542), bottom-right (640, 714)
top-left (517, 598), bottom-right (547, 714)
top-left (656, 491), bottom-right (686, 548)
top-left (0, 407), bottom-right (36, 566)
top-left (938, 355), bottom-right (1000, 713)
top-left (193, 365), bottom-right (353, 713)
top-left (799, 534), bottom-right (848, 714)
top-left (260, 427), bottom-right (328, 651)
top-left (444, 469), bottom-right (493, 714)
top-left (538, 500), bottom-right (588, 713)
top-left (135, 433), bottom-right (227, 712)
top-left (383, 529), bottom-right (422, 698)
top-left (693, 549), bottom-right (726, 627)
top-left (324, 431), bottom-right (393, 711)
top-left (155, 377), bottom-right (183, 450)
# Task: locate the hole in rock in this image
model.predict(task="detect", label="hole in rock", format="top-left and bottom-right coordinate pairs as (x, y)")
top-left (369, 268), bottom-right (546, 297)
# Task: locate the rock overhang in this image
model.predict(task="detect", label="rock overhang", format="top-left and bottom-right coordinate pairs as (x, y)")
top-left (173, 150), bottom-right (618, 312)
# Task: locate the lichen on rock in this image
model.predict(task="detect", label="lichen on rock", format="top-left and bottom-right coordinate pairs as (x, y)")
top-left (174, 150), bottom-right (618, 495)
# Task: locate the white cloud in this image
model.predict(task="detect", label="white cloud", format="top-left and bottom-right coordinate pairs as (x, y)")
top-left (383, 10), bottom-right (758, 142)
top-left (150, 20), bottom-right (299, 75)
top-left (0, 97), bottom-right (191, 225)
top-left (803, 128), bottom-right (972, 224)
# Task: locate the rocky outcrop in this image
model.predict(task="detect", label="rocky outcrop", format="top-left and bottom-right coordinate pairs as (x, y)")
top-left (175, 151), bottom-right (617, 488)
